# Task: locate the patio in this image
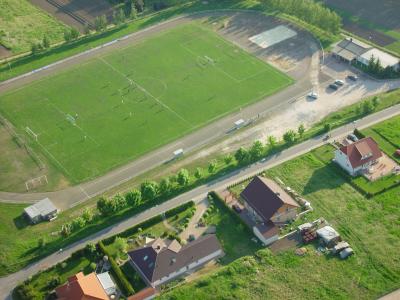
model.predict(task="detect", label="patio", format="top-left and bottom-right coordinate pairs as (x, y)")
top-left (363, 154), bottom-right (399, 181)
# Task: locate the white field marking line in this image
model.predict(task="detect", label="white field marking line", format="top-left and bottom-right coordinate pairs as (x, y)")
top-left (180, 40), bottom-right (261, 84)
top-left (35, 139), bottom-right (71, 176)
top-left (79, 186), bottom-right (91, 199)
top-left (47, 101), bottom-right (99, 146)
top-left (97, 56), bottom-right (191, 126)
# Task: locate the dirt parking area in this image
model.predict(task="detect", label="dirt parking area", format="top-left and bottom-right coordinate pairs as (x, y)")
top-left (211, 11), bottom-right (317, 79)
top-left (30, 0), bottom-right (114, 31)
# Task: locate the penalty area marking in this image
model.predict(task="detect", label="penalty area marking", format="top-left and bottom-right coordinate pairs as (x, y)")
top-left (97, 56), bottom-right (191, 127)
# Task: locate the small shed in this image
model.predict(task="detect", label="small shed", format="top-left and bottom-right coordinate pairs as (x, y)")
top-left (234, 119), bottom-right (245, 129)
top-left (24, 198), bottom-right (58, 224)
top-left (316, 226), bottom-right (340, 247)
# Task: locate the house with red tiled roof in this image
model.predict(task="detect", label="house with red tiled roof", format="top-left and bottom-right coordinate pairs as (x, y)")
top-left (56, 271), bottom-right (116, 300)
top-left (334, 137), bottom-right (382, 176)
top-left (240, 176), bottom-right (299, 245)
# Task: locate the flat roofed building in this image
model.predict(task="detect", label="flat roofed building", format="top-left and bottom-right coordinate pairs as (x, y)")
top-left (128, 235), bottom-right (223, 287)
top-left (357, 48), bottom-right (400, 70)
top-left (24, 198), bottom-right (58, 224)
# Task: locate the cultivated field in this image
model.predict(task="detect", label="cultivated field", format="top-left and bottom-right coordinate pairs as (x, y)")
top-left (0, 23), bottom-right (292, 183)
top-left (161, 146), bottom-right (400, 299)
top-left (0, 0), bottom-right (67, 54)
top-left (325, 0), bottom-right (400, 55)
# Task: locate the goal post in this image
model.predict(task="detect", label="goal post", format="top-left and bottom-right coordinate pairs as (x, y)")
top-left (25, 126), bottom-right (38, 141)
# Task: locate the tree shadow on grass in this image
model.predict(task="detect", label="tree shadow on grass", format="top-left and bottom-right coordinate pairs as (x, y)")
top-left (302, 163), bottom-right (347, 195)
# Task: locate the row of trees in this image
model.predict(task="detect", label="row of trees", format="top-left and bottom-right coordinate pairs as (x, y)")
top-left (60, 121), bottom-right (337, 236)
top-left (365, 55), bottom-right (400, 79)
top-left (266, 0), bottom-right (342, 34)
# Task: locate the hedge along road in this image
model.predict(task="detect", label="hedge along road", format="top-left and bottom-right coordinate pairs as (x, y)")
top-left (0, 10), bottom-right (319, 209)
top-left (1, 104), bottom-right (399, 299)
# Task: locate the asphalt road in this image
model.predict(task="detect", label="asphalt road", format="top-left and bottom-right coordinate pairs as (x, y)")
top-left (1, 104), bottom-right (399, 299)
top-left (0, 10), bottom-right (318, 209)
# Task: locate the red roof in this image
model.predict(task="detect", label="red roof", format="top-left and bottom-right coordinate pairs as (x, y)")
top-left (340, 137), bottom-right (382, 168)
top-left (56, 272), bottom-right (108, 300)
top-left (128, 287), bottom-right (156, 300)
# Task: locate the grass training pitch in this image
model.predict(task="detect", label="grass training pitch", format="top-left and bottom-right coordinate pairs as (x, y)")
top-left (0, 23), bottom-right (292, 183)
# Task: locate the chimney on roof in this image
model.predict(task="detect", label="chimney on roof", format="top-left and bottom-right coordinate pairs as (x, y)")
top-left (350, 37), bottom-right (353, 42)
top-left (157, 245), bottom-right (161, 250)
top-left (276, 192), bottom-right (280, 196)
top-left (171, 258), bottom-right (176, 265)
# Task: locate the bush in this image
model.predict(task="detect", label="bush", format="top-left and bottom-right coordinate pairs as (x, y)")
top-left (47, 276), bottom-right (60, 289)
top-left (98, 241), bottom-right (134, 295)
top-left (89, 262), bottom-right (97, 271)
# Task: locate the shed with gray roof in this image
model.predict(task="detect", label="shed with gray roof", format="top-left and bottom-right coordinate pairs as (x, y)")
top-left (24, 198), bottom-right (58, 224)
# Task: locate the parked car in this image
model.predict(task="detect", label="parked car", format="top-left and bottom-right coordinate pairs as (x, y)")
top-left (307, 91), bottom-right (318, 99)
top-left (334, 79), bottom-right (344, 86)
top-left (329, 83), bottom-right (339, 90)
top-left (347, 74), bottom-right (358, 81)
top-left (347, 134), bottom-right (359, 142)
top-left (232, 204), bottom-right (242, 213)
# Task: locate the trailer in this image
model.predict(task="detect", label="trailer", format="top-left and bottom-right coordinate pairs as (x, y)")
top-left (173, 148), bottom-right (184, 158)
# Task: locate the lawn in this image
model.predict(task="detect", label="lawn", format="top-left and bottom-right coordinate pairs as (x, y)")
top-left (160, 147), bottom-right (400, 299)
top-left (205, 195), bottom-right (261, 264)
top-left (0, 22), bottom-right (292, 183)
top-left (0, 0), bottom-right (68, 53)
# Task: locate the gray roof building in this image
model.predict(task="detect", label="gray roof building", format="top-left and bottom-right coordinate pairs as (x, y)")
top-left (332, 37), bottom-right (372, 62)
top-left (24, 198), bottom-right (58, 224)
top-left (128, 234), bottom-right (223, 287)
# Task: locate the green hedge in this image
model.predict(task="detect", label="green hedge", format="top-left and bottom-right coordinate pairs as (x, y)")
top-left (98, 241), bottom-right (135, 296)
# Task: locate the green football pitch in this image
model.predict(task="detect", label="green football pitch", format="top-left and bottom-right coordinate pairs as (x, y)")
top-left (0, 23), bottom-right (293, 183)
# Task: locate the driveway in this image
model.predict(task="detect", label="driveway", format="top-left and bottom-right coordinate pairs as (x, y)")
top-left (1, 104), bottom-right (399, 299)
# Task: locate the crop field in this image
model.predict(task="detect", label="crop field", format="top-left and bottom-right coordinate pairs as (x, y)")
top-left (325, 0), bottom-right (400, 55)
top-left (0, 23), bottom-right (292, 183)
top-left (0, 0), bottom-right (67, 54)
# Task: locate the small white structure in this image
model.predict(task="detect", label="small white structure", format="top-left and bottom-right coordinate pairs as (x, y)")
top-left (339, 247), bottom-right (354, 259)
top-left (316, 226), bottom-right (340, 247)
top-left (357, 48), bottom-right (399, 70)
top-left (96, 272), bottom-right (117, 296)
top-left (173, 148), bottom-right (184, 158)
top-left (24, 198), bottom-right (58, 224)
top-left (234, 119), bottom-right (245, 129)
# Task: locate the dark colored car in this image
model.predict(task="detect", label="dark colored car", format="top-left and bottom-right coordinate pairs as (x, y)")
top-left (347, 134), bottom-right (359, 142)
top-left (329, 83), bottom-right (339, 90)
top-left (347, 75), bottom-right (358, 81)
top-left (232, 204), bottom-right (242, 213)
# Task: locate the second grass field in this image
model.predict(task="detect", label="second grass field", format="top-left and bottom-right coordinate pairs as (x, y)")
top-left (0, 23), bottom-right (293, 183)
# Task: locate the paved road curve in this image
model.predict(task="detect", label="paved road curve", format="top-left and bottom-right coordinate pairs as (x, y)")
top-left (0, 9), bottom-right (318, 209)
top-left (1, 104), bottom-right (399, 299)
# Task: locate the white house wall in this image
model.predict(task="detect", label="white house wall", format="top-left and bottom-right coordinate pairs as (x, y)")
top-left (334, 150), bottom-right (355, 175)
top-left (152, 249), bottom-right (223, 287)
top-left (253, 226), bottom-right (279, 246)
